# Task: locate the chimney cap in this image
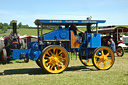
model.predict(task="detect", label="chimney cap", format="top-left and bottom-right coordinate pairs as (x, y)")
top-left (12, 20), bottom-right (17, 23)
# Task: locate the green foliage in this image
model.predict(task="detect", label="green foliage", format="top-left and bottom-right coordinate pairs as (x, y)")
top-left (21, 24), bottom-right (29, 28)
top-left (7, 26), bottom-right (12, 29)
top-left (1, 26), bottom-right (7, 33)
top-left (3, 23), bottom-right (8, 26)
top-left (9, 21), bottom-right (12, 26)
top-left (0, 22), bottom-right (3, 29)
top-left (18, 22), bottom-right (22, 28)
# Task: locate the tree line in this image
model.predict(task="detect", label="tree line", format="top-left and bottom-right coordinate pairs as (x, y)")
top-left (0, 21), bottom-right (29, 33)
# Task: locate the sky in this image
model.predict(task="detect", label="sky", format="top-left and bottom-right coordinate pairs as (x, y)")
top-left (0, 0), bottom-right (128, 26)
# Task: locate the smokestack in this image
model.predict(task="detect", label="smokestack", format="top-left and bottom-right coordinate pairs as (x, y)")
top-left (12, 20), bottom-right (17, 36)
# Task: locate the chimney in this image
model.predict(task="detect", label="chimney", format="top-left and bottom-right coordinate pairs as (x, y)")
top-left (12, 20), bottom-right (17, 36)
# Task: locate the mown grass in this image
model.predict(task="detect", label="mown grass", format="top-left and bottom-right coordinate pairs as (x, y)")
top-left (0, 28), bottom-right (53, 37)
top-left (0, 51), bottom-right (128, 85)
top-left (0, 27), bottom-right (86, 37)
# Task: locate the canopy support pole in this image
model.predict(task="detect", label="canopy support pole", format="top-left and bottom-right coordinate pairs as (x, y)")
top-left (41, 23), bottom-right (43, 41)
top-left (117, 28), bottom-right (118, 41)
top-left (37, 25), bottom-right (39, 43)
top-left (96, 23), bottom-right (98, 33)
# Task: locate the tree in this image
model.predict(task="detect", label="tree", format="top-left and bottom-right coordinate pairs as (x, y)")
top-left (9, 21), bottom-right (13, 26)
top-left (3, 23), bottom-right (8, 26)
top-left (7, 26), bottom-right (12, 29)
top-left (0, 22), bottom-right (3, 29)
top-left (18, 22), bottom-right (22, 28)
top-left (1, 26), bottom-right (7, 33)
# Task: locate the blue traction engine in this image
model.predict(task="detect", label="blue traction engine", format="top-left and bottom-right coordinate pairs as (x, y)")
top-left (10, 19), bottom-right (115, 74)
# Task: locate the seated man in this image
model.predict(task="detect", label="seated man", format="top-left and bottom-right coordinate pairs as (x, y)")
top-left (69, 24), bottom-right (84, 35)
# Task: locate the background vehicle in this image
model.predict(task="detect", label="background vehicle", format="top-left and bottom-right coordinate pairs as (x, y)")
top-left (97, 26), bottom-right (128, 57)
top-left (0, 21), bottom-right (37, 64)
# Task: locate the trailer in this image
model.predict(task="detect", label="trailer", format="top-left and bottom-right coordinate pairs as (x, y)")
top-left (1, 19), bottom-right (115, 73)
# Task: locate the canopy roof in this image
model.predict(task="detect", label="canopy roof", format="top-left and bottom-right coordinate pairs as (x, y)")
top-left (95, 26), bottom-right (128, 34)
top-left (34, 19), bottom-right (106, 25)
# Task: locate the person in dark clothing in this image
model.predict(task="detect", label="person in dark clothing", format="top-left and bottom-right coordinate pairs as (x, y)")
top-left (69, 24), bottom-right (84, 35)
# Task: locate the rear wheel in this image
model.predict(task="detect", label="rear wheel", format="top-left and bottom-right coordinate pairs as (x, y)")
top-left (79, 53), bottom-right (93, 66)
top-left (116, 46), bottom-right (124, 57)
top-left (40, 45), bottom-right (69, 74)
top-left (92, 46), bottom-right (115, 70)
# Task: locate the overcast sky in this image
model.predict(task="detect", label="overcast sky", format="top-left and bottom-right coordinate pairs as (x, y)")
top-left (0, 0), bottom-right (128, 26)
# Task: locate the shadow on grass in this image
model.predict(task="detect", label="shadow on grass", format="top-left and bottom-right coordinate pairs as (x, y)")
top-left (66, 66), bottom-right (97, 71)
top-left (0, 68), bottom-right (47, 75)
top-left (0, 66), bottom-right (96, 75)
top-left (124, 74), bottom-right (128, 76)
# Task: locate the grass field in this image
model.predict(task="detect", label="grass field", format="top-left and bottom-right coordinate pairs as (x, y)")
top-left (0, 27), bottom-right (86, 37)
top-left (0, 51), bottom-right (128, 85)
top-left (0, 28), bottom-right (52, 37)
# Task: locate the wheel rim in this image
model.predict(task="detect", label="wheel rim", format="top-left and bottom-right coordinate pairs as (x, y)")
top-left (81, 59), bottom-right (93, 66)
top-left (116, 47), bottom-right (123, 57)
top-left (42, 46), bottom-right (69, 73)
top-left (93, 47), bottom-right (114, 69)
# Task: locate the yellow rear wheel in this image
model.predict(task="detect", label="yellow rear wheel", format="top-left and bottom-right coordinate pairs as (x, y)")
top-left (79, 55), bottom-right (93, 66)
top-left (81, 59), bottom-right (93, 66)
top-left (92, 46), bottom-right (115, 70)
top-left (40, 45), bottom-right (69, 73)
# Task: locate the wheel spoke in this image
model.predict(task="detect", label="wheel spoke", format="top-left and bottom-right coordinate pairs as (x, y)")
top-left (56, 49), bottom-right (59, 55)
top-left (106, 58), bottom-right (111, 62)
top-left (45, 56), bottom-right (50, 59)
top-left (87, 60), bottom-right (90, 63)
top-left (50, 65), bottom-right (54, 70)
top-left (106, 53), bottom-right (109, 57)
top-left (95, 55), bottom-right (101, 58)
top-left (48, 50), bottom-right (53, 56)
top-left (101, 50), bottom-right (104, 56)
top-left (53, 48), bottom-right (56, 54)
top-left (45, 62), bottom-right (50, 66)
top-left (97, 59), bottom-right (102, 64)
top-left (47, 52), bottom-right (51, 56)
top-left (58, 50), bottom-right (63, 55)
top-left (103, 61), bottom-right (106, 67)
top-left (56, 64), bottom-right (60, 70)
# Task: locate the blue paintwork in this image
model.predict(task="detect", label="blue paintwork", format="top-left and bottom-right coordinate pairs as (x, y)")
top-left (86, 33), bottom-right (101, 48)
top-left (11, 49), bottom-right (29, 59)
top-left (28, 42), bottom-right (41, 60)
top-left (43, 28), bottom-right (69, 41)
top-left (78, 33), bottom-right (101, 60)
top-left (11, 42), bottom-right (41, 61)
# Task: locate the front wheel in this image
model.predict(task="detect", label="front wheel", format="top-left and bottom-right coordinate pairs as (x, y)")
top-left (92, 46), bottom-right (115, 70)
top-left (40, 45), bottom-right (69, 74)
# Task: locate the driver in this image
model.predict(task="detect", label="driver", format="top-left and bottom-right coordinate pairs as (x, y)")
top-left (69, 24), bottom-right (84, 35)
